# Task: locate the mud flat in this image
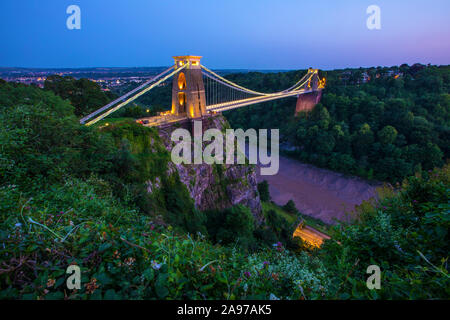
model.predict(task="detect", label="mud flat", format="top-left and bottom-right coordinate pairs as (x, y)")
top-left (257, 156), bottom-right (381, 225)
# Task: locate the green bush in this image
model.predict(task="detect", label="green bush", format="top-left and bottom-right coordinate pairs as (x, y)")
top-left (0, 181), bottom-right (328, 300)
top-left (320, 164), bottom-right (450, 299)
top-left (0, 82), bottom-right (116, 187)
top-left (258, 181), bottom-right (270, 202)
top-left (206, 205), bottom-right (256, 249)
top-left (283, 200), bottom-right (298, 215)
top-left (44, 75), bottom-right (115, 117)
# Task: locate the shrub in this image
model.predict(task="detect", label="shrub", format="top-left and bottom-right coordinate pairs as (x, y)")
top-left (0, 182), bottom-right (326, 300)
top-left (283, 200), bottom-right (298, 215)
top-left (320, 164), bottom-right (450, 299)
top-left (258, 181), bottom-right (271, 202)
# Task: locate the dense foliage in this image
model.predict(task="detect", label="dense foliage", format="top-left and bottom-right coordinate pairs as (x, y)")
top-left (225, 64), bottom-right (449, 182)
top-left (0, 81), bottom-right (114, 186)
top-left (0, 179), bottom-right (329, 300)
top-left (320, 165), bottom-right (449, 299)
top-left (44, 75), bottom-right (116, 116)
top-left (0, 82), bottom-right (326, 300)
top-left (1, 73), bottom-right (448, 300)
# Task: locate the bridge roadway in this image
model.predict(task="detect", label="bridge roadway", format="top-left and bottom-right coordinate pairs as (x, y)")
top-left (137, 88), bottom-right (313, 127)
top-left (138, 113), bottom-right (189, 127)
top-left (206, 89), bottom-right (313, 113)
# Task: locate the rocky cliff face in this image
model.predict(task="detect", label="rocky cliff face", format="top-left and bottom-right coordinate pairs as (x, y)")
top-left (150, 115), bottom-right (263, 223)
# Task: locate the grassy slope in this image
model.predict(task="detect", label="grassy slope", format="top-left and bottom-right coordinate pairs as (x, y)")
top-left (262, 201), bottom-right (329, 234)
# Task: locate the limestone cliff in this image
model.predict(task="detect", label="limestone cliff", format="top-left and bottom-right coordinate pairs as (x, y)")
top-left (149, 115), bottom-right (263, 223)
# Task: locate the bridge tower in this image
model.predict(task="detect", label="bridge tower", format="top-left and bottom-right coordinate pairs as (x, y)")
top-left (171, 56), bottom-right (207, 119)
top-left (295, 70), bottom-right (323, 115)
top-left (307, 69), bottom-right (320, 91)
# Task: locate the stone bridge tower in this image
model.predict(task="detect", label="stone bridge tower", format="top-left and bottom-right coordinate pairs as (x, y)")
top-left (295, 70), bottom-right (323, 115)
top-left (171, 56), bottom-right (207, 119)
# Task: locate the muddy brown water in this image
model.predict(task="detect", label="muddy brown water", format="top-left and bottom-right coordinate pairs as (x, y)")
top-left (256, 155), bottom-right (380, 225)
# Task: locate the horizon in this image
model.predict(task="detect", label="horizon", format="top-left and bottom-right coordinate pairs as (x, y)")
top-left (1, 0), bottom-right (449, 69)
top-left (1, 62), bottom-right (447, 72)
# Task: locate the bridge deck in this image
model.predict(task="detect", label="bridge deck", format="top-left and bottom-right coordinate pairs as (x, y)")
top-left (206, 89), bottom-right (313, 113)
top-left (136, 88), bottom-right (321, 128)
top-left (137, 114), bottom-right (188, 127)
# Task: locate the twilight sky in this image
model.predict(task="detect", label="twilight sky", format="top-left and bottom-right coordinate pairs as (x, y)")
top-left (1, 0), bottom-right (449, 70)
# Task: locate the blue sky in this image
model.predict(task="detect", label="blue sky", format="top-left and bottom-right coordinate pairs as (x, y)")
top-left (0, 0), bottom-right (449, 69)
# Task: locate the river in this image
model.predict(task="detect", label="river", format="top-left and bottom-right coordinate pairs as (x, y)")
top-left (257, 155), bottom-right (380, 224)
top-left (242, 136), bottom-right (380, 225)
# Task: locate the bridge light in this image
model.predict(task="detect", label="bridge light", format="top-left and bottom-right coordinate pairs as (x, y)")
top-left (178, 92), bottom-right (186, 107)
top-left (178, 72), bottom-right (186, 90)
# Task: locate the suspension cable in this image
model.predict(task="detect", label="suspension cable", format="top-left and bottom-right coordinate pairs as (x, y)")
top-left (202, 71), bottom-right (260, 95)
top-left (84, 65), bottom-right (186, 126)
top-left (282, 72), bottom-right (312, 92)
top-left (286, 72), bottom-right (315, 92)
top-left (80, 66), bottom-right (175, 124)
top-left (201, 64), bottom-right (315, 96)
top-left (201, 65), bottom-right (269, 96)
top-left (202, 68), bottom-right (314, 107)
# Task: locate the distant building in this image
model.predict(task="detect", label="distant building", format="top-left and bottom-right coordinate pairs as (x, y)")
top-left (340, 70), bottom-right (352, 82)
top-left (361, 72), bottom-right (370, 83)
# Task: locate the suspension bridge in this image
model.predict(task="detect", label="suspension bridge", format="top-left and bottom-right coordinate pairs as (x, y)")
top-left (80, 56), bottom-right (326, 127)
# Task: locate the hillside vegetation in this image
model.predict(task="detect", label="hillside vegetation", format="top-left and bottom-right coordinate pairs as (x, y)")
top-left (0, 73), bottom-right (448, 299)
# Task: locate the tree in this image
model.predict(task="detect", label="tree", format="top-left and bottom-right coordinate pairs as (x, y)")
top-left (0, 82), bottom-right (115, 186)
top-left (352, 123), bottom-right (374, 159)
top-left (257, 180), bottom-right (270, 202)
top-left (44, 75), bottom-right (114, 116)
top-left (310, 104), bottom-right (331, 129)
top-left (378, 125), bottom-right (398, 144)
top-left (283, 200), bottom-right (298, 214)
top-left (223, 64), bottom-right (449, 183)
top-left (421, 143), bottom-right (444, 170)
top-left (410, 116), bottom-right (433, 145)
top-left (214, 205), bottom-right (256, 248)
top-left (314, 131), bottom-right (335, 154)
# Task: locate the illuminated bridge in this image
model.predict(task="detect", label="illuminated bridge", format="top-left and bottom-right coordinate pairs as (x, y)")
top-left (80, 56), bottom-right (326, 127)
